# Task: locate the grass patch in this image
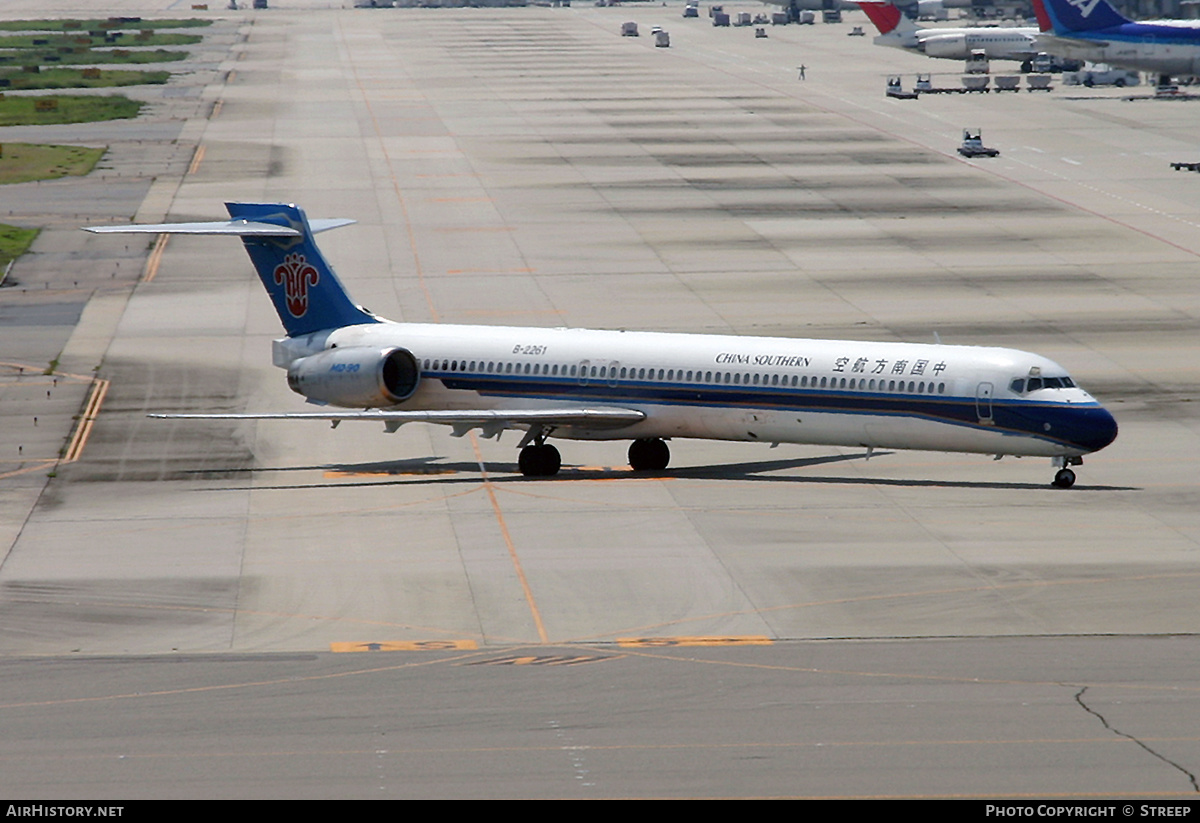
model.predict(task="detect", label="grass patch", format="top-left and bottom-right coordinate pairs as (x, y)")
top-left (0, 19), bottom-right (210, 32)
top-left (0, 95), bottom-right (141, 126)
top-left (0, 143), bottom-right (105, 185)
top-left (0, 223), bottom-right (39, 272)
top-left (0, 68), bottom-right (169, 90)
top-left (0, 49), bottom-right (188, 66)
top-left (0, 33), bottom-right (202, 49)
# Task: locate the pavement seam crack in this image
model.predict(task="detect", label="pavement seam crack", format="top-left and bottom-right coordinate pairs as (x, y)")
top-left (1074, 685), bottom-right (1200, 793)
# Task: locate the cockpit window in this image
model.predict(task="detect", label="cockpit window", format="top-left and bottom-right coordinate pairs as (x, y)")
top-left (1013, 375), bottom-right (1075, 394)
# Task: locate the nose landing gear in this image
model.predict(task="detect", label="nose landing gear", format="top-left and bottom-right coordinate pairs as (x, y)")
top-left (1052, 455), bottom-right (1083, 489)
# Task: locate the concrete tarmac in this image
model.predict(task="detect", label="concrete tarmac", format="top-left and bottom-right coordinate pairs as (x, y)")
top-left (0, 1), bottom-right (1198, 798)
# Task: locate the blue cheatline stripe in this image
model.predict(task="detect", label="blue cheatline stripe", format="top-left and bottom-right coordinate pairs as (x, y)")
top-left (425, 372), bottom-right (1100, 448)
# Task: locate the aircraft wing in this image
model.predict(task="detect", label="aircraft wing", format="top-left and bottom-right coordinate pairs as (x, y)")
top-left (150, 406), bottom-right (646, 438)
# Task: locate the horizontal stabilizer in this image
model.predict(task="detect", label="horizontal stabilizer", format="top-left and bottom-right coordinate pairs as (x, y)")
top-left (85, 218), bottom-right (355, 236)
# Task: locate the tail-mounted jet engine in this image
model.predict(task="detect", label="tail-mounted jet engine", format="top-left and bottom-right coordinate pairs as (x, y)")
top-left (920, 33), bottom-right (969, 58)
top-left (286, 346), bottom-right (420, 408)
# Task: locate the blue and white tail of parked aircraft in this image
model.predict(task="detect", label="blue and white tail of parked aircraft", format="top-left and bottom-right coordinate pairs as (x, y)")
top-left (1033, 0), bottom-right (1200, 78)
top-left (87, 203), bottom-right (1117, 487)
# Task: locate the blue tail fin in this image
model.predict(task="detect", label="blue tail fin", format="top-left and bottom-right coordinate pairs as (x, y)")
top-left (1039, 0), bottom-right (1130, 33)
top-left (225, 202), bottom-right (378, 337)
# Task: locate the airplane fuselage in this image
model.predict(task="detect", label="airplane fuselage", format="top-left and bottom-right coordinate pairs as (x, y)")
top-left (911, 27), bottom-right (1039, 60)
top-left (280, 321), bottom-right (1117, 459)
top-left (1038, 25), bottom-right (1200, 75)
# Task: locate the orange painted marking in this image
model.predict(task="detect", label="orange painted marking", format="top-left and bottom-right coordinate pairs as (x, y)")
top-left (187, 144), bottom-right (205, 175)
top-left (471, 436), bottom-right (549, 644)
top-left (618, 636), bottom-right (773, 648)
top-left (142, 233), bottom-right (169, 283)
top-left (61, 378), bottom-right (110, 464)
top-left (331, 640), bottom-right (478, 653)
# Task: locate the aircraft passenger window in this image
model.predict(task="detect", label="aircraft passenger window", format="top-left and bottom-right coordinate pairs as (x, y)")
top-left (667, 369), bottom-right (674, 381)
top-left (423, 359), bottom-right (430, 369)
top-left (820, 377), bottom-right (827, 388)
top-left (840, 378), bottom-right (846, 389)
top-left (706, 371), bottom-right (712, 382)
top-left (888, 380), bottom-right (895, 391)
top-left (938, 382), bottom-right (945, 393)
top-left (790, 376), bottom-right (798, 387)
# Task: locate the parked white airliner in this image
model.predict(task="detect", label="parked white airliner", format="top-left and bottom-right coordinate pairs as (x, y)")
top-left (87, 203), bottom-right (1117, 487)
top-left (858, 1), bottom-right (1040, 62)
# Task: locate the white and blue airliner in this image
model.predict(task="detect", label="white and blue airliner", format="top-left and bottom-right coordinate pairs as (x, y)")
top-left (89, 203), bottom-right (1118, 488)
top-left (1034, 0), bottom-right (1200, 81)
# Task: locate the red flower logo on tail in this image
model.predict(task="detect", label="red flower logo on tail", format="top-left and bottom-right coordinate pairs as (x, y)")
top-left (273, 253), bottom-right (319, 318)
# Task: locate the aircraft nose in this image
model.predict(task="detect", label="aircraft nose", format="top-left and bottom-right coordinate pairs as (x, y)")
top-left (1072, 405), bottom-right (1118, 453)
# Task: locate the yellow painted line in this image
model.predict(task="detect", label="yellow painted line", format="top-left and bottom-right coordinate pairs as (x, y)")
top-left (187, 143), bottom-right (206, 175)
top-left (61, 378), bottom-right (110, 464)
top-left (331, 640), bottom-right (478, 653)
top-left (142, 233), bottom-right (169, 283)
top-left (618, 636), bottom-right (773, 648)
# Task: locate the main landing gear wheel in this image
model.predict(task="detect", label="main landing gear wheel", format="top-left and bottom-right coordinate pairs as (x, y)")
top-left (1053, 468), bottom-right (1076, 489)
top-left (518, 443), bottom-right (561, 477)
top-left (628, 438), bottom-right (670, 472)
